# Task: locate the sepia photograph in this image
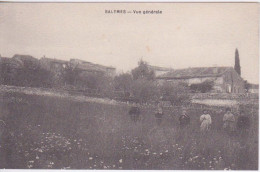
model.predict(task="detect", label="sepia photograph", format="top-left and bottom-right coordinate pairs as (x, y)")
top-left (0, 2), bottom-right (259, 170)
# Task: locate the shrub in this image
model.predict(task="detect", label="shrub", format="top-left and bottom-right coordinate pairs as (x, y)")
top-left (190, 80), bottom-right (214, 93)
top-left (159, 81), bottom-right (191, 106)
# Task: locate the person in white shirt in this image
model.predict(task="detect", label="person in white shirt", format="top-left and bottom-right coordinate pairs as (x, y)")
top-left (200, 109), bottom-right (212, 132)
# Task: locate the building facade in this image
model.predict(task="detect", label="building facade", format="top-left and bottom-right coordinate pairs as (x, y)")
top-left (157, 67), bottom-right (245, 93)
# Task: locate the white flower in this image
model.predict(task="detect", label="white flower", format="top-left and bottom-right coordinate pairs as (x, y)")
top-left (89, 157), bottom-right (93, 160)
top-left (36, 156), bottom-right (39, 160)
top-left (119, 159), bottom-right (123, 163)
top-left (38, 149), bottom-right (43, 153)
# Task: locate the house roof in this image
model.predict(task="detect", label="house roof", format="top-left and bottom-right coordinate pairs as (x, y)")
top-left (147, 65), bottom-right (173, 71)
top-left (12, 54), bottom-right (39, 68)
top-left (40, 57), bottom-right (68, 64)
top-left (70, 59), bottom-right (115, 72)
top-left (13, 54), bottom-right (38, 62)
top-left (157, 67), bottom-right (233, 79)
top-left (76, 63), bottom-right (107, 72)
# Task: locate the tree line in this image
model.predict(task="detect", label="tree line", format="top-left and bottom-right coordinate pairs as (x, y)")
top-left (0, 59), bottom-right (214, 104)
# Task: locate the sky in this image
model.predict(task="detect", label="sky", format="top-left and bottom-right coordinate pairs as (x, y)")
top-left (0, 3), bottom-right (259, 83)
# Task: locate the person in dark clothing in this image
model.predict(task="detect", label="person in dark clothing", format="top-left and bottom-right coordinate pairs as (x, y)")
top-left (154, 101), bottom-right (164, 126)
top-left (128, 103), bottom-right (141, 123)
top-left (179, 110), bottom-right (190, 129)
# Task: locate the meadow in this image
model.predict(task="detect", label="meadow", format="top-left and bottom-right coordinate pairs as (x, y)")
top-left (0, 92), bottom-right (258, 170)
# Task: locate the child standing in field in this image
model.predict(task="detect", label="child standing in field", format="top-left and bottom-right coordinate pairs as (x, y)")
top-left (179, 110), bottom-right (190, 129)
top-left (128, 102), bottom-right (141, 123)
top-left (223, 107), bottom-right (235, 136)
top-left (200, 110), bottom-right (212, 132)
top-left (154, 100), bottom-right (164, 126)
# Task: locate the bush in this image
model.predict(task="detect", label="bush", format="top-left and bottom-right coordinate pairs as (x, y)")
top-left (131, 79), bottom-right (159, 104)
top-left (159, 81), bottom-right (191, 106)
top-left (190, 80), bottom-right (214, 93)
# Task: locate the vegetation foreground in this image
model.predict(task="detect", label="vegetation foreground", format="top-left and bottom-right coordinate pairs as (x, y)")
top-left (0, 92), bottom-right (258, 170)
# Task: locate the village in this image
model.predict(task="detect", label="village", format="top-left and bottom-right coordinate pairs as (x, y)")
top-left (0, 49), bottom-right (258, 107)
top-left (0, 2), bottom-right (258, 170)
top-left (0, 52), bottom-right (258, 170)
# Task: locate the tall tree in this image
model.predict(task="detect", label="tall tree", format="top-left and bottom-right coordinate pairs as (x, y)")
top-left (131, 59), bottom-right (155, 80)
top-left (234, 48), bottom-right (241, 75)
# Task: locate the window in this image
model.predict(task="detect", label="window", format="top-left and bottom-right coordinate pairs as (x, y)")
top-left (226, 84), bottom-right (231, 93)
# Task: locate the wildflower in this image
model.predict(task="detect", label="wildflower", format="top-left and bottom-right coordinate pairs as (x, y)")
top-left (119, 159), bottom-right (123, 163)
top-left (193, 156), bottom-right (199, 159)
top-left (38, 149), bottom-right (43, 153)
top-left (36, 156), bottom-right (39, 160)
top-left (89, 157), bottom-right (93, 160)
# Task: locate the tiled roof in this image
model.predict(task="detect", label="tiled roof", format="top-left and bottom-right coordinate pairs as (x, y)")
top-left (157, 67), bottom-right (233, 79)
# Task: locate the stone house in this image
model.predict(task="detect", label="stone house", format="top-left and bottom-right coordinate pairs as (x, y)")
top-left (69, 59), bottom-right (116, 78)
top-left (157, 67), bottom-right (245, 93)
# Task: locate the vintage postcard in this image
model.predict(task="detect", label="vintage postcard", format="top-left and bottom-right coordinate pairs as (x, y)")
top-left (0, 2), bottom-right (258, 170)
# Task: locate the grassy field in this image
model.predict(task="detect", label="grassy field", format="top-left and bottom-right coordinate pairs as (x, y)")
top-left (0, 92), bottom-right (258, 170)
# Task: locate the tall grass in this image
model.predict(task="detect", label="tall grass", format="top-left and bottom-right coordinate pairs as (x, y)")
top-left (0, 92), bottom-right (258, 169)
